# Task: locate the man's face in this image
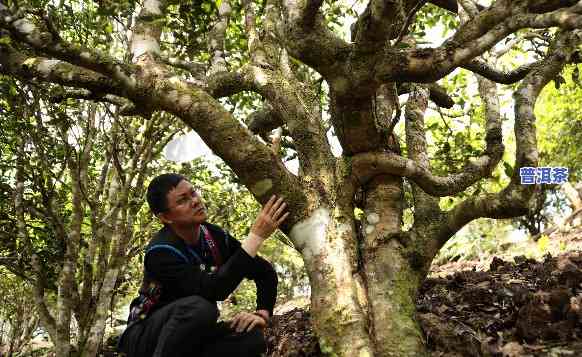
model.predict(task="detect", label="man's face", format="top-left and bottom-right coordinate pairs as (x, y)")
top-left (159, 179), bottom-right (207, 226)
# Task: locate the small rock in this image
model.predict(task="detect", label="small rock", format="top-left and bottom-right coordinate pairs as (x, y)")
top-left (501, 341), bottom-right (524, 357)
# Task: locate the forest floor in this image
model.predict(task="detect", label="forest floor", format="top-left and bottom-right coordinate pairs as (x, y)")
top-left (34, 226), bottom-right (582, 357)
top-left (265, 227), bottom-right (582, 357)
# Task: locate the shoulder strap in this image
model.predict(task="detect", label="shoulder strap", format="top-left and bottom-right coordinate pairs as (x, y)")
top-left (201, 225), bottom-right (223, 267)
top-left (146, 244), bottom-right (190, 264)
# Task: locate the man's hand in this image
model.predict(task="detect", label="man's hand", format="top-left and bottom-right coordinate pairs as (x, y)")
top-left (229, 311), bottom-right (267, 333)
top-left (242, 195), bottom-right (288, 257)
top-left (250, 195), bottom-right (289, 239)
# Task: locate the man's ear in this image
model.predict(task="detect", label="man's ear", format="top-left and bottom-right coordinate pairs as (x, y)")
top-left (158, 212), bottom-right (173, 225)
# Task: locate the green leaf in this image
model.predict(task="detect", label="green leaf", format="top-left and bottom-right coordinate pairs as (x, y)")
top-left (572, 66), bottom-right (580, 86)
top-left (554, 75), bottom-right (565, 90)
top-left (503, 162), bottom-right (514, 178)
top-left (537, 234), bottom-right (550, 253)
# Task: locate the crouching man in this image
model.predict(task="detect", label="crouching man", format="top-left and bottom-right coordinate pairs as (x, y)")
top-left (118, 173), bottom-right (288, 357)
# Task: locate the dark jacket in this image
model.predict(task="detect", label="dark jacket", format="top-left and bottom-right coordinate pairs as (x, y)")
top-left (131, 222), bottom-right (278, 317)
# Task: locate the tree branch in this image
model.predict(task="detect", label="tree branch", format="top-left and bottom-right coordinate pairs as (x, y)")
top-left (129, 0), bottom-right (169, 62)
top-left (249, 67), bottom-right (334, 177)
top-left (248, 105), bottom-right (284, 136)
top-left (373, 2), bottom-right (582, 83)
top-left (0, 6), bottom-right (135, 87)
top-left (351, 149), bottom-right (500, 197)
top-left (491, 32), bottom-right (547, 58)
top-left (0, 45), bottom-right (125, 97)
top-left (374, 82), bottom-right (401, 137)
top-left (462, 58), bottom-right (540, 84)
top-left (427, 0), bottom-right (486, 13)
top-left (48, 88), bottom-right (140, 115)
top-left (439, 30), bottom-right (580, 245)
top-left (150, 69), bottom-right (308, 229)
top-left (205, 62), bottom-right (334, 177)
top-left (428, 0), bottom-right (458, 13)
top-left (204, 69), bottom-right (254, 98)
top-left (12, 100), bottom-right (58, 341)
top-left (31, 255), bottom-right (57, 342)
top-left (280, 0), bottom-right (351, 79)
top-left (528, 0), bottom-right (580, 14)
top-left (208, 0), bottom-right (232, 75)
top-left (243, 0), bottom-right (270, 67)
top-left (352, 0), bottom-right (412, 48)
top-left (398, 82), bottom-right (454, 108)
top-left (159, 55), bottom-right (206, 78)
top-left (404, 86), bottom-right (442, 225)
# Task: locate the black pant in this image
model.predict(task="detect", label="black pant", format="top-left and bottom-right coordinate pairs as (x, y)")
top-left (118, 296), bottom-right (266, 357)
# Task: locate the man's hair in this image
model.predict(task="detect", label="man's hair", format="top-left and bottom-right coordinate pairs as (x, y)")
top-left (146, 173), bottom-right (186, 215)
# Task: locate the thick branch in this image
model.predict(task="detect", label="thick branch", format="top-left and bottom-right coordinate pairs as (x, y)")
top-left (242, 0), bottom-right (265, 66)
top-left (204, 70), bottom-right (254, 98)
top-left (405, 86), bottom-right (441, 224)
top-left (159, 55), bottom-right (206, 78)
top-left (301, 0), bottom-right (324, 27)
top-left (205, 63), bottom-right (334, 177)
top-left (246, 67), bottom-right (334, 177)
top-left (462, 58), bottom-right (539, 84)
top-left (130, 0), bottom-right (169, 62)
top-left (474, 73), bottom-right (505, 168)
top-left (281, 0), bottom-right (351, 79)
top-left (352, 0), bottom-right (416, 48)
top-left (13, 102), bottom-right (58, 341)
top-left (398, 82), bottom-right (454, 108)
top-left (248, 105), bottom-right (284, 136)
top-left (428, 0), bottom-right (485, 13)
top-left (405, 86), bottom-right (430, 170)
top-left (562, 181), bottom-right (582, 210)
top-left (208, 0), bottom-right (231, 74)
top-left (31, 255), bottom-right (58, 341)
top-left (0, 45), bottom-right (125, 97)
top-left (373, 83), bottom-right (400, 136)
top-left (355, 48), bottom-right (504, 196)
top-left (351, 150), bottom-right (499, 197)
top-left (373, 2), bottom-right (582, 83)
top-left (528, 0), bottom-right (580, 14)
top-left (428, 0), bottom-right (457, 13)
top-left (0, 6), bottom-right (135, 87)
top-left (150, 71), bottom-right (309, 229)
top-left (283, 0), bottom-right (325, 28)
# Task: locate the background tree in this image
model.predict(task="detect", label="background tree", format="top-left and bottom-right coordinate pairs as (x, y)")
top-left (536, 66), bottom-right (582, 226)
top-left (0, 76), bottom-right (180, 356)
top-left (0, 267), bottom-right (40, 356)
top-left (509, 65), bottom-right (582, 237)
top-left (1, 0), bottom-right (582, 356)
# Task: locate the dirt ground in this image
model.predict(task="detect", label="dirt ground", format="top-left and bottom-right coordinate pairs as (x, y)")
top-left (52, 228), bottom-right (582, 356)
top-left (264, 250), bottom-right (582, 357)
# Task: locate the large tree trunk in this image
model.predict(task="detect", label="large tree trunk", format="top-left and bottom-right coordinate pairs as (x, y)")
top-left (359, 176), bottom-right (427, 356)
top-left (291, 207), bottom-right (375, 356)
top-left (292, 194), bottom-right (429, 356)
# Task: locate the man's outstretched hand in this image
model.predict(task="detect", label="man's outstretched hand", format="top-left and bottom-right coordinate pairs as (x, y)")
top-left (250, 195), bottom-right (289, 239)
